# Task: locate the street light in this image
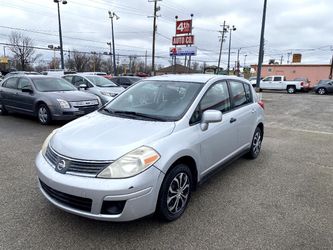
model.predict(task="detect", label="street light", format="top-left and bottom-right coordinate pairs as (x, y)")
top-left (227, 25), bottom-right (236, 74)
top-left (244, 54), bottom-right (248, 68)
top-left (108, 11), bottom-right (119, 76)
top-left (54, 0), bottom-right (67, 70)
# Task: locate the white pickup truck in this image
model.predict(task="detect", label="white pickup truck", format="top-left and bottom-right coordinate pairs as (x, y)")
top-left (259, 75), bottom-right (305, 94)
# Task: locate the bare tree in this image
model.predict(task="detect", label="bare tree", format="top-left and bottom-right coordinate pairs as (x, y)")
top-left (8, 32), bottom-right (39, 70)
top-left (72, 50), bottom-right (90, 72)
top-left (89, 53), bottom-right (102, 72)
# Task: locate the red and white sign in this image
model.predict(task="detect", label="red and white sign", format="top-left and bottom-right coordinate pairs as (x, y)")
top-left (172, 35), bottom-right (194, 45)
top-left (176, 19), bottom-right (192, 34)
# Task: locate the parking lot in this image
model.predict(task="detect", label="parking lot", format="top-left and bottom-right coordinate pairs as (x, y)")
top-left (0, 92), bottom-right (332, 249)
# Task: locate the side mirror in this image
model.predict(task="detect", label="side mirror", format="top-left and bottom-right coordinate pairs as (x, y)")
top-left (200, 110), bottom-right (222, 131)
top-left (79, 83), bottom-right (88, 90)
top-left (22, 85), bottom-right (33, 93)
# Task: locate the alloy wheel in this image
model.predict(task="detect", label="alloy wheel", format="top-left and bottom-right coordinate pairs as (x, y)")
top-left (318, 88), bottom-right (326, 95)
top-left (252, 131), bottom-right (262, 156)
top-left (38, 106), bottom-right (48, 124)
top-left (167, 172), bottom-right (190, 214)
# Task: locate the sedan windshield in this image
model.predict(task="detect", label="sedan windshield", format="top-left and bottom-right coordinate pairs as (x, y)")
top-left (86, 76), bottom-right (118, 87)
top-left (103, 80), bottom-right (203, 121)
top-left (32, 78), bottom-right (77, 92)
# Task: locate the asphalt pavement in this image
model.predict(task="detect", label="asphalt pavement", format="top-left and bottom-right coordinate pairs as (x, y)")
top-left (0, 92), bottom-right (332, 249)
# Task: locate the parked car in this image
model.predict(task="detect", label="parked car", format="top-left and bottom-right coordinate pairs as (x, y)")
top-left (3, 71), bottom-right (40, 79)
top-left (62, 74), bottom-right (125, 104)
top-left (36, 74), bottom-right (265, 222)
top-left (110, 76), bottom-right (141, 88)
top-left (81, 72), bottom-right (113, 80)
top-left (0, 76), bottom-right (100, 124)
top-left (313, 80), bottom-right (333, 95)
top-left (259, 75), bottom-right (305, 94)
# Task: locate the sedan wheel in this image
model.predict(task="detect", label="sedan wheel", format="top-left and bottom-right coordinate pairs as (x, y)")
top-left (246, 127), bottom-right (263, 159)
top-left (38, 104), bottom-right (51, 125)
top-left (0, 103), bottom-right (8, 115)
top-left (317, 88), bottom-right (326, 95)
top-left (157, 164), bottom-right (193, 221)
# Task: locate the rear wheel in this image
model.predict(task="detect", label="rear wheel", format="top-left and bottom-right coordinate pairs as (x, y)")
top-left (156, 164), bottom-right (193, 221)
top-left (246, 127), bottom-right (263, 159)
top-left (287, 86), bottom-right (296, 94)
top-left (37, 104), bottom-right (52, 125)
top-left (317, 87), bottom-right (326, 95)
top-left (0, 102), bottom-right (8, 115)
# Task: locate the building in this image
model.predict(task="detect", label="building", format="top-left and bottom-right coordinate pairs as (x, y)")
top-left (156, 64), bottom-right (198, 75)
top-left (251, 64), bottom-right (331, 87)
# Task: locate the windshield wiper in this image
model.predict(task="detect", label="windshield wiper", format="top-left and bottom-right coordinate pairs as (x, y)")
top-left (113, 110), bottom-right (166, 121)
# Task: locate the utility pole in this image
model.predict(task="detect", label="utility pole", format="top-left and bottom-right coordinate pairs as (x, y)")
top-left (280, 55), bottom-right (283, 64)
top-left (217, 21), bottom-right (227, 74)
top-left (237, 48), bottom-right (241, 76)
top-left (108, 11), bottom-right (119, 76)
top-left (287, 52), bottom-right (292, 64)
top-left (244, 54), bottom-right (247, 68)
top-left (256, 0), bottom-right (267, 89)
top-left (227, 25), bottom-right (236, 75)
top-left (107, 42), bottom-right (112, 74)
top-left (54, 0), bottom-right (67, 70)
top-left (149, 0), bottom-right (161, 76)
top-left (329, 55), bottom-right (333, 79)
top-left (144, 50), bottom-right (147, 73)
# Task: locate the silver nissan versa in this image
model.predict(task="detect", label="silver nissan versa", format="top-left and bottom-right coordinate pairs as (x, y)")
top-left (36, 74), bottom-right (265, 222)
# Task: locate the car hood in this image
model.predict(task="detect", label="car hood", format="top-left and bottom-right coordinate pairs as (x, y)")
top-left (50, 112), bottom-right (175, 161)
top-left (96, 86), bottom-right (124, 94)
top-left (43, 91), bottom-right (98, 101)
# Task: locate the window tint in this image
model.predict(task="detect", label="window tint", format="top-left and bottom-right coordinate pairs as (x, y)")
top-left (119, 78), bottom-right (131, 85)
top-left (229, 81), bottom-right (248, 108)
top-left (3, 78), bottom-right (18, 89)
top-left (190, 81), bottom-right (230, 124)
top-left (73, 76), bottom-right (90, 87)
top-left (264, 77), bottom-right (272, 81)
top-left (17, 78), bottom-right (31, 90)
top-left (274, 76), bottom-right (282, 81)
top-left (243, 83), bottom-right (253, 104)
top-left (63, 76), bottom-right (73, 83)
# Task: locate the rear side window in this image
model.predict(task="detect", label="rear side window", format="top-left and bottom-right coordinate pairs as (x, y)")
top-left (3, 78), bottom-right (18, 89)
top-left (63, 76), bottom-right (73, 83)
top-left (274, 76), bottom-right (282, 81)
top-left (229, 81), bottom-right (251, 108)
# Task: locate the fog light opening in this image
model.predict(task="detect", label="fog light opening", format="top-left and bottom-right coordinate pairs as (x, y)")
top-left (101, 200), bottom-right (126, 215)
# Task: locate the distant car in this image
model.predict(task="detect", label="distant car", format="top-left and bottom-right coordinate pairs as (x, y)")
top-left (4, 71), bottom-right (40, 79)
top-left (314, 80), bottom-right (333, 95)
top-left (0, 76), bottom-right (100, 124)
top-left (110, 76), bottom-right (141, 88)
top-left (62, 74), bottom-right (125, 104)
top-left (248, 76), bottom-right (262, 87)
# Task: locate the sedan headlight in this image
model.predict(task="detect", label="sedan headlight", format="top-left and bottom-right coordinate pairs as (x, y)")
top-left (97, 146), bottom-right (160, 179)
top-left (100, 91), bottom-right (117, 97)
top-left (57, 99), bottom-right (70, 109)
top-left (41, 129), bottom-right (58, 156)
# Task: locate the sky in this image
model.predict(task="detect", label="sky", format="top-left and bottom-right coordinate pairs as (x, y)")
top-left (0, 0), bottom-right (332, 68)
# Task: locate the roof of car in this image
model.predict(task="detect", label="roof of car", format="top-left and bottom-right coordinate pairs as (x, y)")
top-left (147, 74), bottom-right (244, 83)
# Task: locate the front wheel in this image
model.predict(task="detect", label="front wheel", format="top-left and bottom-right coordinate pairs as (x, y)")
top-left (37, 104), bottom-right (52, 125)
top-left (287, 86), bottom-right (296, 94)
top-left (317, 87), bottom-right (326, 95)
top-left (0, 102), bottom-right (8, 115)
top-left (156, 164), bottom-right (193, 221)
top-left (246, 127), bottom-right (263, 159)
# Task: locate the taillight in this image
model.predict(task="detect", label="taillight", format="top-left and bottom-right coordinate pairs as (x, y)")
top-left (258, 100), bottom-right (264, 109)
top-left (300, 81), bottom-right (304, 86)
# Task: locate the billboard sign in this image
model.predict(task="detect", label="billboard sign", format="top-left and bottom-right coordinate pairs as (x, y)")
top-left (170, 46), bottom-right (197, 56)
top-left (176, 19), bottom-right (192, 34)
top-left (172, 35), bottom-right (194, 46)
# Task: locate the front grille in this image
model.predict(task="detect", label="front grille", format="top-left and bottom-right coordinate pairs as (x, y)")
top-left (40, 179), bottom-right (92, 212)
top-left (45, 146), bottom-right (111, 177)
top-left (77, 105), bottom-right (99, 113)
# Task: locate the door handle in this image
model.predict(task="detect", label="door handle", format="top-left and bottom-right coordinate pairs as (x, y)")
top-left (230, 117), bottom-right (237, 123)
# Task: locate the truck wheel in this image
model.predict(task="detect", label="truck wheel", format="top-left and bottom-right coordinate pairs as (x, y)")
top-left (317, 87), bottom-right (326, 95)
top-left (287, 86), bottom-right (296, 94)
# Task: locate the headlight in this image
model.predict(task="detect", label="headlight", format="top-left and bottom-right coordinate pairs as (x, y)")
top-left (97, 146), bottom-right (160, 179)
top-left (41, 129), bottom-right (58, 156)
top-left (57, 99), bottom-right (70, 109)
top-left (100, 91), bottom-right (117, 97)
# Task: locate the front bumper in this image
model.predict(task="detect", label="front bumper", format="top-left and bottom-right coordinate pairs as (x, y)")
top-left (35, 151), bottom-right (164, 221)
top-left (49, 105), bottom-right (99, 121)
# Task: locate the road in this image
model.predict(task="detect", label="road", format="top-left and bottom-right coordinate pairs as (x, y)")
top-left (0, 92), bottom-right (332, 249)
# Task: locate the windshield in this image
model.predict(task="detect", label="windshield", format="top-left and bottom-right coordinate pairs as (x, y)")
top-left (103, 80), bottom-right (203, 121)
top-left (86, 76), bottom-right (118, 87)
top-left (32, 78), bottom-right (77, 92)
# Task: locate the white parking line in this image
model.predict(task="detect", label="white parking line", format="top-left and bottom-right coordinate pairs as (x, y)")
top-left (266, 126), bottom-right (333, 135)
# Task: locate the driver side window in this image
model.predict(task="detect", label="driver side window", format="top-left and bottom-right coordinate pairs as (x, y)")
top-left (17, 78), bottom-right (31, 90)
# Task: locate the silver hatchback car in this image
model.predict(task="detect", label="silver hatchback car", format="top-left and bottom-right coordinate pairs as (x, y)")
top-left (36, 74), bottom-right (265, 222)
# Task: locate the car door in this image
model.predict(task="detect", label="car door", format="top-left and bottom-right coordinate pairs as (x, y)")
top-left (273, 76), bottom-right (283, 89)
top-left (0, 77), bottom-right (19, 110)
top-left (228, 80), bottom-right (257, 149)
top-left (16, 77), bottom-right (35, 113)
top-left (191, 80), bottom-right (238, 177)
top-left (261, 76), bottom-right (273, 89)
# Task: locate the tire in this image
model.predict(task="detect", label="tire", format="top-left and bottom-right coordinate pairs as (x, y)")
top-left (287, 86), bottom-right (296, 94)
top-left (37, 104), bottom-right (52, 125)
top-left (259, 88), bottom-right (262, 92)
top-left (156, 164), bottom-right (193, 221)
top-left (317, 87), bottom-right (326, 95)
top-left (246, 127), bottom-right (263, 159)
top-left (0, 102), bottom-right (8, 115)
